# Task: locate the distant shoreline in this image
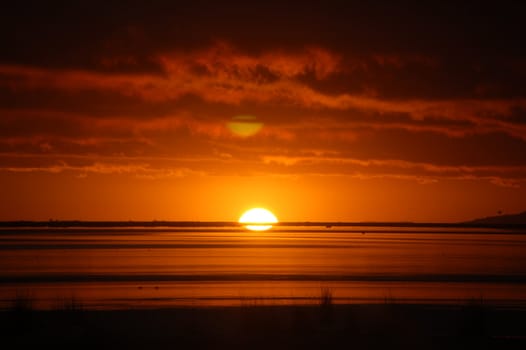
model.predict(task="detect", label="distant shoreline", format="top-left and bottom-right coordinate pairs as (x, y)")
top-left (1, 220), bottom-right (526, 230)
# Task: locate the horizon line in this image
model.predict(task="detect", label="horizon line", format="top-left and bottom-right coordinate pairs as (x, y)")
top-left (0, 220), bottom-right (525, 229)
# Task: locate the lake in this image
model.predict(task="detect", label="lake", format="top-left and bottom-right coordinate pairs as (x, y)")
top-left (1, 225), bottom-right (526, 309)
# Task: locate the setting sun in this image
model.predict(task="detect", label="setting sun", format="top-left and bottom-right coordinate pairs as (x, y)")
top-left (238, 208), bottom-right (278, 231)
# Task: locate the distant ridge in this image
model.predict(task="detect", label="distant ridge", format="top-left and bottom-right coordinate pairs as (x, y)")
top-left (467, 211), bottom-right (526, 225)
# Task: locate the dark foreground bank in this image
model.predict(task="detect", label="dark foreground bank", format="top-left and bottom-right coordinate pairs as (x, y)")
top-left (2, 303), bottom-right (526, 349)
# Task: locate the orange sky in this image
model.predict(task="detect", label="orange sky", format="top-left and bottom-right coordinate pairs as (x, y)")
top-left (1, 2), bottom-right (526, 222)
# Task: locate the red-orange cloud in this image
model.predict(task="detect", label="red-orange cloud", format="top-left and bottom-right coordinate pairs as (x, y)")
top-left (1, 42), bottom-right (525, 142)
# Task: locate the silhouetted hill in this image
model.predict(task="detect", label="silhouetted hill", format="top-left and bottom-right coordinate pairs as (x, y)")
top-left (467, 211), bottom-right (526, 225)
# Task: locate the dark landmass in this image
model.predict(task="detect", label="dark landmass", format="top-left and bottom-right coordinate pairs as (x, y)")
top-left (2, 303), bottom-right (525, 350)
top-left (467, 211), bottom-right (526, 225)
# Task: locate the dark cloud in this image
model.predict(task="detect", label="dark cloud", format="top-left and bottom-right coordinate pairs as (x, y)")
top-left (3, 2), bottom-right (526, 62)
top-left (1, 0), bottom-right (526, 213)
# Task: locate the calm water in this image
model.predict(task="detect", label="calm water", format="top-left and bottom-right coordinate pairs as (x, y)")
top-left (1, 225), bottom-right (526, 309)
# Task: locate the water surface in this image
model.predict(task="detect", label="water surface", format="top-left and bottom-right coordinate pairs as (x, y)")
top-left (1, 225), bottom-right (526, 309)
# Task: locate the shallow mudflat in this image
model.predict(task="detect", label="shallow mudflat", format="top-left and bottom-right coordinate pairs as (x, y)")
top-left (2, 227), bottom-right (526, 308)
top-left (2, 303), bottom-right (526, 350)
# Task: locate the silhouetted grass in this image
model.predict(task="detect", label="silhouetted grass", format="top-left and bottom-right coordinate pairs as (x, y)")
top-left (9, 290), bottom-right (34, 312)
top-left (52, 296), bottom-right (84, 312)
top-left (1, 296), bottom-right (526, 349)
top-left (319, 287), bottom-right (333, 307)
top-left (458, 295), bottom-right (489, 338)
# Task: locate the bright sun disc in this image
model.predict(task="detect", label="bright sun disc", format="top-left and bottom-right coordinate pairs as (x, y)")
top-left (239, 208), bottom-right (278, 231)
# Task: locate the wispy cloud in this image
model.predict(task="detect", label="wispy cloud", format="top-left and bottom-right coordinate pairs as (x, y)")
top-left (261, 155), bottom-right (526, 187)
top-left (0, 161), bottom-right (204, 179)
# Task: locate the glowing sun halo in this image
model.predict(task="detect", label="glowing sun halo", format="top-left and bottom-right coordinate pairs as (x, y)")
top-left (239, 208), bottom-right (278, 231)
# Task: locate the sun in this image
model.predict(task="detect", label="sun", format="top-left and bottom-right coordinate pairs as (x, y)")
top-left (239, 208), bottom-right (278, 231)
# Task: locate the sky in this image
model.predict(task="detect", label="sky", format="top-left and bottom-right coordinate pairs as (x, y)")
top-left (1, 1), bottom-right (526, 222)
